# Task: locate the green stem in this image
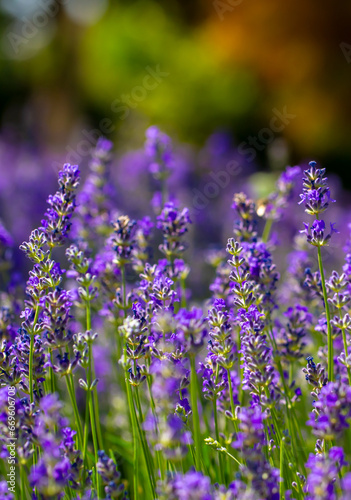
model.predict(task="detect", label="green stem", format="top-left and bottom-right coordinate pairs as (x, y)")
top-left (85, 295), bottom-right (101, 496)
top-left (91, 360), bottom-right (104, 450)
top-left (317, 245), bottom-right (333, 381)
top-left (267, 330), bottom-right (306, 470)
top-left (66, 374), bottom-right (84, 451)
top-left (190, 354), bottom-right (202, 471)
top-left (280, 438), bottom-right (285, 499)
top-left (213, 397), bottom-right (225, 485)
top-left (65, 484), bottom-right (74, 500)
top-left (341, 328), bottom-right (351, 385)
top-left (121, 266), bottom-right (127, 318)
top-left (29, 305), bottom-right (40, 404)
top-left (277, 362), bottom-right (306, 469)
top-left (20, 465), bottom-right (30, 500)
top-left (123, 347), bottom-right (140, 498)
top-left (221, 448), bottom-right (243, 467)
top-left (237, 331), bottom-right (243, 405)
top-left (336, 297), bottom-right (351, 385)
top-left (262, 218), bottom-right (273, 243)
top-left (264, 388), bottom-right (282, 444)
top-left (134, 386), bottom-right (156, 494)
top-left (83, 388), bottom-right (90, 467)
top-left (50, 351), bottom-right (56, 396)
top-left (180, 277), bottom-right (187, 309)
top-left (227, 368), bottom-right (239, 435)
top-left (133, 422), bottom-right (139, 500)
top-left (28, 304), bottom-right (40, 478)
top-left (85, 289), bottom-right (104, 448)
top-left (161, 177), bottom-right (167, 207)
top-left (147, 375), bottom-right (165, 481)
top-left (89, 393), bottom-right (101, 498)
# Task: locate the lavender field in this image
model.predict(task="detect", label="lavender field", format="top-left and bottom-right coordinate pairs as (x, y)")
top-left (0, 127), bottom-right (351, 499)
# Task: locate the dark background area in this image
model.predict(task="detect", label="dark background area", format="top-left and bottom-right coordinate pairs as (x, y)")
top-left (0, 0), bottom-right (351, 182)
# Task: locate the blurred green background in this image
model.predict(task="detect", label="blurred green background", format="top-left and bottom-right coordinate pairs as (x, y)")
top-left (1, 0), bottom-right (351, 180)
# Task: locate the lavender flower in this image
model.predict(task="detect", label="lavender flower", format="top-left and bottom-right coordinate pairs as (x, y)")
top-left (174, 307), bottom-right (207, 352)
top-left (0, 481), bottom-right (14, 499)
top-left (157, 470), bottom-right (213, 500)
top-left (298, 161), bottom-right (337, 382)
top-left (305, 447), bottom-right (346, 500)
top-left (157, 203), bottom-right (192, 263)
top-left (232, 193), bottom-right (257, 242)
top-left (303, 356), bottom-right (328, 392)
top-left (144, 358), bottom-right (192, 460)
top-left (97, 450), bottom-right (127, 499)
top-left (299, 162), bottom-right (335, 214)
top-left (307, 380), bottom-right (351, 441)
top-left (233, 406), bottom-right (280, 500)
top-left (29, 394), bottom-right (74, 499)
top-left (110, 215), bottom-right (137, 269)
top-left (258, 165), bottom-right (301, 221)
top-left (301, 220), bottom-right (338, 247)
top-left (275, 305), bottom-right (311, 361)
top-left (73, 137), bottom-right (114, 246)
top-left (40, 163), bottom-right (80, 248)
top-left (145, 126), bottom-right (173, 180)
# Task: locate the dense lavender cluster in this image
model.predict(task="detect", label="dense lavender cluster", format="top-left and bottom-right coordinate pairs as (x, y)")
top-left (1, 130), bottom-right (351, 500)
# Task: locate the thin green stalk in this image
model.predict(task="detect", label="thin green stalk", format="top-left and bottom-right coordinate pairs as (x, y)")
top-left (50, 352), bottom-right (56, 395)
top-left (65, 484), bottom-right (74, 500)
top-left (84, 295), bottom-right (101, 497)
top-left (188, 443), bottom-right (197, 468)
top-left (263, 422), bottom-right (271, 463)
top-left (237, 331), bottom-right (243, 404)
top-left (85, 339), bottom-right (101, 496)
top-left (91, 362), bottom-right (104, 450)
top-left (89, 395), bottom-right (101, 498)
top-left (66, 374), bottom-right (84, 450)
top-left (121, 266), bottom-right (127, 318)
top-left (121, 266), bottom-right (143, 496)
top-left (213, 397), bottom-right (225, 485)
top-left (264, 388), bottom-right (282, 444)
top-left (85, 288), bottom-right (104, 448)
top-left (125, 380), bottom-right (141, 498)
top-left (280, 438), bottom-right (285, 499)
top-left (317, 245), bottom-right (333, 381)
top-left (29, 305), bottom-right (40, 403)
top-left (180, 277), bottom-right (187, 309)
top-left (289, 363), bottom-right (293, 385)
top-left (161, 177), bottom-right (167, 208)
top-left (123, 345), bottom-right (140, 498)
top-left (338, 300), bottom-right (351, 385)
top-left (20, 465), bottom-right (29, 500)
top-left (262, 218), bottom-right (273, 243)
top-left (342, 328), bottom-right (351, 385)
top-left (227, 368), bottom-right (239, 435)
top-left (28, 304), bottom-right (41, 481)
top-left (221, 448), bottom-right (243, 467)
top-left (133, 423), bottom-right (139, 500)
top-left (134, 386), bottom-right (156, 494)
top-left (147, 375), bottom-right (165, 481)
top-left (83, 388), bottom-right (91, 467)
top-left (190, 354), bottom-right (202, 471)
top-left (266, 324), bottom-right (307, 470)
top-left (271, 353), bottom-right (305, 468)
